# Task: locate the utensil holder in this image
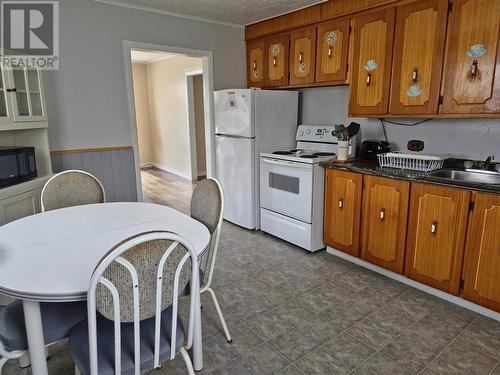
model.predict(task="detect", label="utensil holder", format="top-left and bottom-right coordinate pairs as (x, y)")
top-left (337, 141), bottom-right (349, 161)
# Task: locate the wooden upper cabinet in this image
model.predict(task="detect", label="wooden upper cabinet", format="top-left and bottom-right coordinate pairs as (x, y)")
top-left (441, 0), bottom-right (500, 114)
top-left (289, 26), bottom-right (317, 86)
top-left (247, 39), bottom-right (266, 88)
top-left (361, 176), bottom-right (410, 274)
top-left (265, 35), bottom-right (290, 87)
top-left (349, 8), bottom-right (395, 116)
top-left (324, 169), bottom-right (363, 257)
top-left (405, 183), bottom-right (470, 295)
top-left (389, 0), bottom-right (448, 115)
top-left (463, 193), bottom-right (500, 312)
top-left (321, 0), bottom-right (398, 19)
top-left (315, 18), bottom-right (350, 83)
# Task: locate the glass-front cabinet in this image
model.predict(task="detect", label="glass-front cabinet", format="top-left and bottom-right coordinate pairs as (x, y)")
top-left (0, 66), bottom-right (12, 123)
top-left (0, 66), bottom-right (47, 128)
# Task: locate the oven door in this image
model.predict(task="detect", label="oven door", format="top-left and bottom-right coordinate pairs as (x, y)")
top-left (260, 157), bottom-right (313, 223)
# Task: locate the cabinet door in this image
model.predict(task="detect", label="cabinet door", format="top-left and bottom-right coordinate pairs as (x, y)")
top-left (315, 18), bottom-right (350, 84)
top-left (441, 0), bottom-right (500, 114)
top-left (349, 8), bottom-right (395, 116)
top-left (9, 67), bottom-right (47, 122)
top-left (265, 35), bottom-right (290, 87)
top-left (0, 189), bottom-right (41, 226)
top-left (0, 65), bottom-right (12, 123)
top-left (389, 0), bottom-right (448, 115)
top-left (324, 169), bottom-right (363, 257)
top-left (361, 176), bottom-right (410, 274)
top-left (247, 39), bottom-right (266, 88)
top-left (405, 183), bottom-right (470, 295)
top-left (289, 27), bottom-right (317, 86)
top-left (463, 193), bottom-right (500, 312)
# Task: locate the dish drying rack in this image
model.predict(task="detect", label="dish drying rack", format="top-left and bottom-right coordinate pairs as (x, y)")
top-left (378, 151), bottom-right (447, 172)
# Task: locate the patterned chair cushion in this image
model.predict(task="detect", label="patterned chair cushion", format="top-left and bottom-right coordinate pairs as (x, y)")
top-left (69, 306), bottom-right (184, 375)
top-left (0, 300), bottom-right (87, 351)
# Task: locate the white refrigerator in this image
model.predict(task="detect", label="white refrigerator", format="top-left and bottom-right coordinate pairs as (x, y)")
top-left (214, 89), bottom-right (298, 229)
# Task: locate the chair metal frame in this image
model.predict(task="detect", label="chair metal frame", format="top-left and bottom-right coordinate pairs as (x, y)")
top-left (41, 170), bottom-right (107, 212)
top-left (82, 231), bottom-right (199, 375)
top-left (197, 178), bottom-right (232, 343)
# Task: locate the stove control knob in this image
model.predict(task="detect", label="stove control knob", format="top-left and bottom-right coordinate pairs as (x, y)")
top-left (299, 130), bottom-right (304, 136)
top-left (306, 129), bottom-right (311, 135)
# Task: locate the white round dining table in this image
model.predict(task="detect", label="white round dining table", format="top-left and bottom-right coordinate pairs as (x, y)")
top-left (0, 202), bottom-right (210, 375)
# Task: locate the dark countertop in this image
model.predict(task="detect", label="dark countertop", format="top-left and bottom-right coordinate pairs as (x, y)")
top-left (321, 159), bottom-right (500, 195)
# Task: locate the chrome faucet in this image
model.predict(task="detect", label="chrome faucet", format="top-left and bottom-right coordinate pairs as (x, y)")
top-left (481, 155), bottom-right (495, 170)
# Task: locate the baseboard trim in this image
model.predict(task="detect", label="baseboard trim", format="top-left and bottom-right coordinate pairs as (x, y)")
top-left (327, 247), bottom-right (500, 322)
top-left (152, 163), bottom-right (193, 181)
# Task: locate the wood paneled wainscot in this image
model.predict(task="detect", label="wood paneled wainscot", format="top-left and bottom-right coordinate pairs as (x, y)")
top-left (247, 39), bottom-right (266, 88)
top-left (361, 176), bottom-right (410, 274)
top-left (463, 193), bottom-right (500, 311)
top-left (349, 8), bottom-right (396, 115)
top-left (441, 0), bottom-right (500, 114)
top-left (324, 169), bottom-right (363, 257)
top-left (315, 18), bottom-right (351, 84)
top-left (405, 183), bottom-right (471, 295)
top-left (289, 26), bottom-right (317, 86)
top-left (389, 0), bottom-right (448, 115)
top-left (265, 35), bottom-right (290, 87)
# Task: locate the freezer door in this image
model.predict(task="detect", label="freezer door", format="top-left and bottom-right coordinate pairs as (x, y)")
top-left (215, 135), bottom-right (256, 229)
top-left (214, 89), bottom-right (254, 137)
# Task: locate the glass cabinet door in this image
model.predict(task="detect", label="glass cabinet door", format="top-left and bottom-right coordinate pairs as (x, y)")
top-left (0, 66), bottom-right (9, 120)
top-left (11, 67), bottom-right (46, 121)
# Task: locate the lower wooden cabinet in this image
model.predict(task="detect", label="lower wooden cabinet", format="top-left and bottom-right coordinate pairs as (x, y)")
top-left (324, 169), bottom-right (363, 257)
top-left (361, 176), bottom-right (410, 274)
top-left (405, 183), bottom-right (471, 295)
top-left (462, 193), bottom-right (500, 311)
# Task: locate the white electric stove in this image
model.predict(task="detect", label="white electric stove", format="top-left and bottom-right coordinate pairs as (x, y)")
top-left (259, 125), bottom-right (356, 252)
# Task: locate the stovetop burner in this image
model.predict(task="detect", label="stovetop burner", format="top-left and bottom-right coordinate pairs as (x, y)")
top-left (273, 151), bottom-right (293, 155)
top-left (300, 155), bottom-right (318, 159)
top-left (313, 152), bottom-right (336, 157)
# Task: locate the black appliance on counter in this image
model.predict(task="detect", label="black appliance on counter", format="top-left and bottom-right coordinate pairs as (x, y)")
top-left (360, 140), bottom-right (391, 161)
top-left (0, 146), bottom-right (37, 188)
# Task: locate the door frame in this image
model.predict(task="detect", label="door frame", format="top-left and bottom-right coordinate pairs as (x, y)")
top-left (123, 40), bottom-right (215, 201)
top-left (185, 69), bottom-right (204, 181)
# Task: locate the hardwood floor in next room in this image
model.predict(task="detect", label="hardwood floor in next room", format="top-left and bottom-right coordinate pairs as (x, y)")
top-left (141, 168), bottom-right (199, 214)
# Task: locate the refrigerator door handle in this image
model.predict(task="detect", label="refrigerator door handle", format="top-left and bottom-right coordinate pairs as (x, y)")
top-left (215, 134), bottom-right (255, 140)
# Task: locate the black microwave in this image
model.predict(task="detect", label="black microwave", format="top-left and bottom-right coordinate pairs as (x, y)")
top-left (0, 146), bottom-right (37, 188)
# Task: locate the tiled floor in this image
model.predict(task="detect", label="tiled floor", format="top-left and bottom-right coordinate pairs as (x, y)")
top-left (3, 172), bottom-right (500, 374)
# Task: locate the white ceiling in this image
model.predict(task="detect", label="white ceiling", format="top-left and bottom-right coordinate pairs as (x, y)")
top-left (130, 50), bottom-right (177, 63)
top-left (96, 0), bottom-right (325, 26)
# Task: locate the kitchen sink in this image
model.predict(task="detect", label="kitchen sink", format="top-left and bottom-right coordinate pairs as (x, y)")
top-left (427, 169), bottom-right (500, 185)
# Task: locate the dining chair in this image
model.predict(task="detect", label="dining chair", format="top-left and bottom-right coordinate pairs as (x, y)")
top-left (41, 170), bottom-right (106, 212)
top-left (190, 178), bottom-right (232, 343)
top-left (68, 231), bottom-right (199, 375)
top-left (0, 301), bottom-right (87, 375)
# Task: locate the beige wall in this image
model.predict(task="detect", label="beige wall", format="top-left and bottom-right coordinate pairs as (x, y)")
top-left (132, 63), bottom-right (153, 165)
top-left (147, 56), bottom-right (203, 179)
top-left (193, 75), bottom-right (206, 176)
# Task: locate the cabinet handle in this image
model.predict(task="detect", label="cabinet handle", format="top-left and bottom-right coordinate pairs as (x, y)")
top-left (328, 46), bottom-right (332, 58)
top-left (252, 60), bottom-right (257, 70)
top-left (298, 52), bottom-right (303, 63)
top-left (431, 220), bottom-right (438, 235)
top-left (273, 57), bottom-right (278, 67)
top-left (412, 67), bottom-right (418, 84)
top-left (380, 208), bottom-right (385, 221)
top-left (366, 73), bottom-right (371, 86)
top-left (471, 59), bottom-right (478, 79)
top-left (338, 198), bottom-right (344, 209)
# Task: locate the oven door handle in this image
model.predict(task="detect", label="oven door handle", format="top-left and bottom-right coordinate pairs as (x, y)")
top-left (261, 158), bottom-right (313, 169)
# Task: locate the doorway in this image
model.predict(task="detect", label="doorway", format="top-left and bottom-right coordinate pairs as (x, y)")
top-left (123, 41), bottom-right (215, 204)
